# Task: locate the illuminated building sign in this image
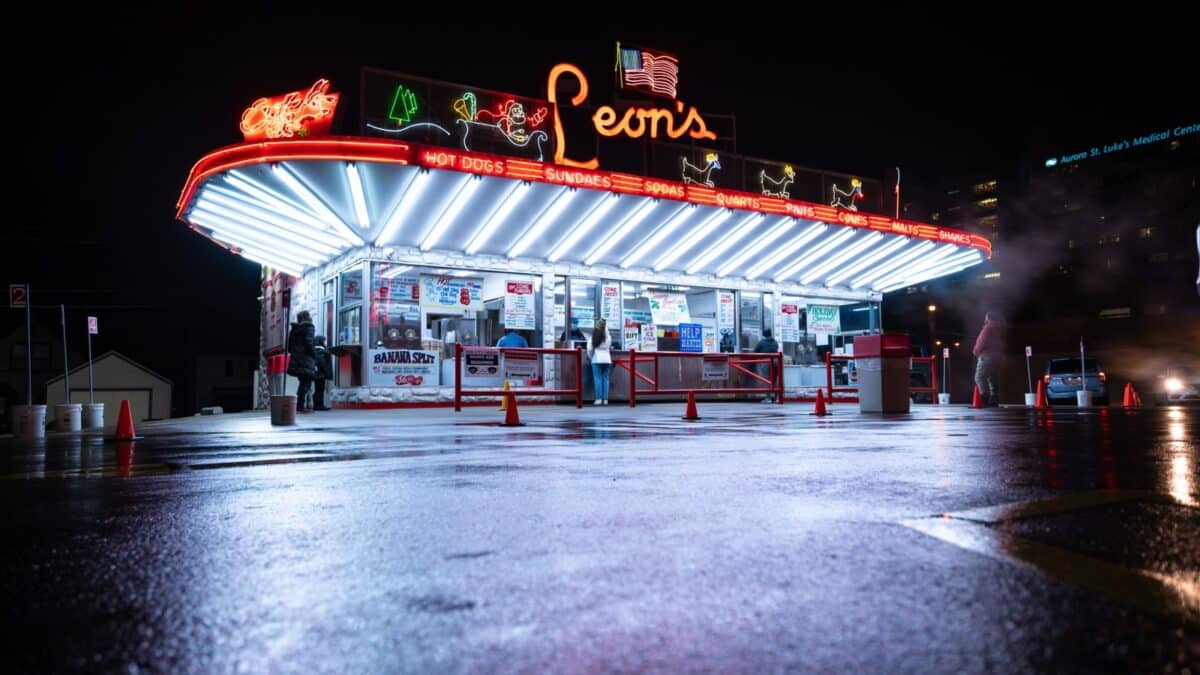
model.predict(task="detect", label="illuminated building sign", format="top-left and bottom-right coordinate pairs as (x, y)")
top-left (547, 63), bottom-right (716, 169)
top-left (240, 79), bottom-right (339, 141)
top-left (617, 43), bottom-right (679, 99)
top-left (1044, 122), bottom-right (1199, 167)
top-left (361, 68), bottom-right (555, 161)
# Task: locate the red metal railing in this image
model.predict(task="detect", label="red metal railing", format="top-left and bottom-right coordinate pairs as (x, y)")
top-left (910, 355), bottom-right (939, 399)
top-left (614, 349), bottom-right (783, 407)
top-left (454, 344), bottom-right (582, 412)
top-left (825, 351), bottom-right (858, 403)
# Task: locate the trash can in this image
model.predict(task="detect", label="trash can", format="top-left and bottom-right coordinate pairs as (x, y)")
top-left (83, 403), bottom-right (105, 429)
top-left (856, 333), bottom-right (912, 413)
top-left (55, 403), bottom-right (82, 432)
top-left (270, 394), bottom-right (297, 426)
top-left (13, 404), bottom-right (47, 440)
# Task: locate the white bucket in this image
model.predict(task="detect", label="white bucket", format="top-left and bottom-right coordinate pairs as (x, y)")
top-left (1076, 390), bottom-right (1092, 407)
top-left (937, 393), bottom-right (951, 405)
top-left (55, 403), bottom-right (82, 432)
top-left (83, 403), bottom-right (105, 429)
top-left (1024, 393), bottom-right (1037, 406)
top-left (13, 404), bottom-right (47, 440)
top-left (270, 395), bottom-right (297, 426)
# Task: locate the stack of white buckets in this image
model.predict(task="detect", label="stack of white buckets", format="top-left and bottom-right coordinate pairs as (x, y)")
top-left (12, 402), bottom-right (104, 439)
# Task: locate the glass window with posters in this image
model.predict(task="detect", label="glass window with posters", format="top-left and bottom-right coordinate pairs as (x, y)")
top-left (338, 267), bottom-right (364, 346)
top-left (321, 278), bottom-right (335, 346)
top-left (567, 278), bottom-right (596, 349)
top-left (370, 263), bottom-right (422, 349)
top-left (739, 291), bottom-right (762, 351)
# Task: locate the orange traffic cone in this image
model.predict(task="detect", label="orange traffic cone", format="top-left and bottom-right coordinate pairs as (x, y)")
top-left (812, 389), bottom-right (828, 416)
top-left (971, 386), bottom-right (985, 409)
top-left (500, 392), bottom-right (523, 426)
top-left (1133, 391), bottom-right (1142, 407)
top-left (683, 390), bottom-right (700, 421)
top-left (499, 380), bottom-right (510, 411)
top-left (1035, 379), bottom-right (1049, 409)
top-left (109, 399), bottom-right (141, 441)
top-left (1122, 382), bottom-right (1136, 408)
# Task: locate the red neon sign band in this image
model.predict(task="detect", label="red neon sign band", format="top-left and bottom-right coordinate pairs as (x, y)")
top-left (178, 139), bottom-right (990, 258)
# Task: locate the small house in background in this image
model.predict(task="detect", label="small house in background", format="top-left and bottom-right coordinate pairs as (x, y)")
top-left (44, 351), bottom-right (172, 427)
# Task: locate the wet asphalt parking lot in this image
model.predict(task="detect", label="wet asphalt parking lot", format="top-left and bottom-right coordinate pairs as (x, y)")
top-left (2, 401), bottom-right (1197, 672)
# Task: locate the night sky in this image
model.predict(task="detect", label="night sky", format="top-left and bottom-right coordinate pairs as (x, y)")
top-left (8, 13), bottom-right (1191, 412)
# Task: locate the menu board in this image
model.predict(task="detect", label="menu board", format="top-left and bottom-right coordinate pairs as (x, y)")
top-left (600, 283), bottom-right (621, 325)
top-left (778, 302), bottom-right (801, 343)
top-left (504, 281), bottom-right (536, 329)
top-left (419, 274), bottom-right (483, 311)
top-left (374, 273), bottom-right (419, 303)
top-left (717, 292), bottom-right (735, 333)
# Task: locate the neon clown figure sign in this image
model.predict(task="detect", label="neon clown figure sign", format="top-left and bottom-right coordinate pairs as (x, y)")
top-left (547, 63), bottom-right (716, 169)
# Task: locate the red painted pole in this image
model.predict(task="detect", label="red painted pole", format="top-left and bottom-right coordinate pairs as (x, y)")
top-left (826, 351), bottom-right (833, 402)
top-left (777, 352), bottom-right (784, 404)
top-left (575, 347), bottom-right (583, 409)
top-left (629, 348), bottom-right (637, 408)
top-left (454, 342), bottom-right (462, 412)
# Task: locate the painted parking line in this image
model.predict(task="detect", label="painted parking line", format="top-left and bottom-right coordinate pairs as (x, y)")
top-left (0, 463), bottom-right (177, 480)
top-left (902, 491), bottom-right (1199, 627)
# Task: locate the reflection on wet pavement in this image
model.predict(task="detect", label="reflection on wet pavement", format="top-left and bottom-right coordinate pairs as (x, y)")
top-left (1, 403), bottom-right (1196, 671)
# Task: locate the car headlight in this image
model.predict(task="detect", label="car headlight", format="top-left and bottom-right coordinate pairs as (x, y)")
top-left (1165, 377), bottom-right (1183, 392)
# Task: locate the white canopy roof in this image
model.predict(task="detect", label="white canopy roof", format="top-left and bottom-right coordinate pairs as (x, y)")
top-left (178, 140), bottom-right (988, 296)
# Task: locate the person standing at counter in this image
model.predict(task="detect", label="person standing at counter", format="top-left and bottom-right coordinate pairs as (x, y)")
top-left (754, 329), bottom-right (779, 403)
top-left (588, 318), bottom-right (613, 406)
top-left (287, 310), bottom-right (318, 412)
top-left (312, 335), bottom-right (332, 411)
top-left (497, 329), bottom-right (528, 348)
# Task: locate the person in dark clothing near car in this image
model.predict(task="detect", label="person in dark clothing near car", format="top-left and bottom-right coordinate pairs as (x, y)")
top-left (972, 311), bottom-right (1005, 406)
top-left (288, 310), bottom-right (318, 412)
top-left (312, 335), bottom-right (333, 411)
top-left (754, 329), bottom-right (780, 402)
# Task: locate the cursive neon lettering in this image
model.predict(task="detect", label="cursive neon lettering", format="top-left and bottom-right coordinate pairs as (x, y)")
top-left (549, 62), bottom-right (717, 168)
top-left (546, 63), bottom-right (598, 169)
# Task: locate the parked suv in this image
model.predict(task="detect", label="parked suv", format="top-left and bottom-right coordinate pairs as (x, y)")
top-left (1043, 357), bottom-right (1108, 405)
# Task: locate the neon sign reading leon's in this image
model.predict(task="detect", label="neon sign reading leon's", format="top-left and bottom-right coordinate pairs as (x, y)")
top-left (547, 63), bottom-right (716, 169)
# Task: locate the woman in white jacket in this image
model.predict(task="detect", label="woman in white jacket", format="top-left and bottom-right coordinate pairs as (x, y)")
top-left (588, 318), bottom-right (613, 405)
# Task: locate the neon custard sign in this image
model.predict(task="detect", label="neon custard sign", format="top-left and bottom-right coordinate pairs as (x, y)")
top-left (547, 63), bottom-right (716, 169)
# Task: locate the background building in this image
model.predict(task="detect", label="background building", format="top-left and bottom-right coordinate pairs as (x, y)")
top-left (886, 124), bottom-right (1200, 402)
top-left (44, 351), bottom-right (173, 427)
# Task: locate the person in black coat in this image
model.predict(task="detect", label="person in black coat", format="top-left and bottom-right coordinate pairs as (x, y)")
top-left (313, 335), bottom-right (333, 411)
top-left (288, 310), bottom-right (318, 411)
top-left (753, 329), bottom-right (780, 402)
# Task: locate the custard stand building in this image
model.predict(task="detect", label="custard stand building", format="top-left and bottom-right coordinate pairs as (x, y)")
top-left (176, 49), bottom-right (990, 407)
